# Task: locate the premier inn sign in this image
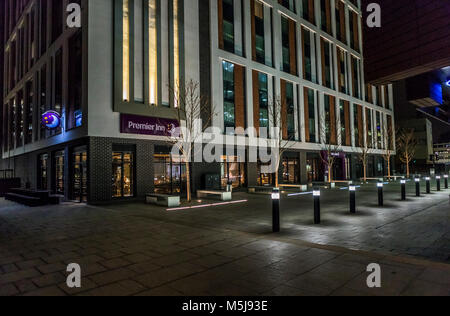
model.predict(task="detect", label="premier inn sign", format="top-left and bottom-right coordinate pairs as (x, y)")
top-left (120, 114), bottom-right (179, 137)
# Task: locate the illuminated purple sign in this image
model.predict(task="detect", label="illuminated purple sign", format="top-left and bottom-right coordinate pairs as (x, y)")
top-left (41, 111), bottom-right (61, 129)
top-left (120, 114), bottom-right (179, 137)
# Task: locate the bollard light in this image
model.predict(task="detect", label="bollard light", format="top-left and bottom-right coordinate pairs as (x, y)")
top-left (425, 177), bottom-right (431, 194)
top-left (313, 188), bottom-right (321, 224)
top-left (377, 182), bottom-right (384, 206)
top-left (400, 180), bottom-right (406, 201)
top-left (445, 175), bottom-right (449, 189)
top-left (272, 188), bottom-right (280, 233)
top-left (349, 186), bottom-right (356, 213)
top-left (415, 178), bottom-right (421, 197)
top-left (436, 176), bottom-right (441, 192)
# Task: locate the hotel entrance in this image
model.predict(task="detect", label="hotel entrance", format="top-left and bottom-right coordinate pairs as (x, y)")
top-left (154, 146), bottom-right (187, 196)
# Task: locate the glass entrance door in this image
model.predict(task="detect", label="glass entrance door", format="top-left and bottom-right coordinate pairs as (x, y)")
top-left (72, 151), bottom-right (87, 202)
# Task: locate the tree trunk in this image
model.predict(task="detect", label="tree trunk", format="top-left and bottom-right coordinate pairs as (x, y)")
top-left (406, 160), bottom-right (410, 178)
top-left (363, 162), bottom-right (367, 182)
top-left (185, 162), bottom-right (191, 202)
top-left (328, 165), bottom-right (332, 183)
top-left (387, 158), bottom-right (391, 179)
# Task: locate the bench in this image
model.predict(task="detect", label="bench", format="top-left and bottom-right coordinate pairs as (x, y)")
top-left (146, 194), bottom-right (180, 207)
top-left (279, 184), bottom-right (308, 191)
top-left (197, 190), bottom-right (232, 201)
top-left (248, 186), bottom-right (274, 194)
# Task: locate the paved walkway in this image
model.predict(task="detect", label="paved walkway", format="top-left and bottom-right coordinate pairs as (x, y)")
top-left (0, 182), bottom-right (449, 296)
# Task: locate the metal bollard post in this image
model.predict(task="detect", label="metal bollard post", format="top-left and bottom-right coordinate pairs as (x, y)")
top-left (313, 188), bottom-right (321, 224)
top-left (445, 175), bottom-right (449, 189)
top-left (272, 188), bottom-right (280, 233)
top-left (436, 176), bottom-right (441, 192)
top-left (377, 182), bottom-right (384, 206)
top-left (415, 178), bottom-right (421, 197)
top-left (426, 177), bottom-right (431, 194)
top-left (349, 186), bottom-right (356, 214)
top-left (401, 179), bottom-right (406, 201)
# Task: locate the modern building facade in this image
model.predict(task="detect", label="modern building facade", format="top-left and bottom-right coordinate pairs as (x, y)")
top-left (1, 0), bottom-right (396, 204)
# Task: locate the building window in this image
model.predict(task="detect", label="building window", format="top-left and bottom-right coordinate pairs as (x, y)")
top-left (39, 65), bottom-right (47, 140)
top-left (223, 61), bottom-right (235, 130)
top-left (10, 99), bottom-right (16, 150)
top-left (51, 0), bottom-right (63, 43)
top-left (321, 38), bottom-right (334, 89)
top-left (148, 0), bottom-right (158, 105)
top-left (365, 84), bottom-right (373, 103)
top-left (366, 108), bottom-right (373, 148)
top-left (349, 10), bottom-right (359, 52)
top-left (123, 0), bottom-right (130, 101)
top-left (257, 72), bottom-right (269, 129)
top-left (154, 148), bottom-right (187, 195)
top-left (320, 0), bottom-right (332, 34)
top-left (337, 47), bottom-right (347, 94)
top-left (340, 100), bottom-right (351, 147)
top-left (68, 31), bottom-right (82, 130)
top-left (302, 27), bottom-right (316, 83)
top-left (302, 0), bottom-right (315, 24)
top-left (25, 81), bottom-right (33, 145)
top-left (253, 0), bottom-right (265, 64)
top-left (281, 17), bottom-right (296, 75)
top-left (222, 0), bottom-right (235, 53)
top-left (38, 154), bottom-right (48, 190)
top-left (304, 87), bottom-right (316, 143)
top-left (40, 0), bottom-right (47, 56)
top-left (283, 81), bottom-right (295, 140)
top-left (221, 156), bottom-right (245, 188)
top-left (376, 112), bottom-right (382, 149)
top-left (52, 49), bottom-right (63, 136)
top-left (16, 91), bottom-right (24, 148)
top-left (335, 0), bottom-right (346, 43)
top-left (54, 151), bottom-right (64, 195)
top-left (354, 104), bottom-right (364, 147)
top-left (324, 95), bottom-right (337, 145)
top-left (112, 151), bottom-right (135, 198)
top-left (280, 0), bottom-right (296, 12)
top-left (351, 56), bottom-right (360, 99)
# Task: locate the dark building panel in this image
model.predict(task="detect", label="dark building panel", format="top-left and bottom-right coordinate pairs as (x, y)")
top-left (0, 0), bottom-right (5, 152)
top-left (362, 0), bottom-right (450, 84)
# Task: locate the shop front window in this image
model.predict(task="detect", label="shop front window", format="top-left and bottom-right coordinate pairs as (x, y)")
top-left (282, 157), bottom-right (299, 184)
top-left (221, 156), bottom-right (245, 188)
top-left (54, 151), bottom-right (64, 195)
top-left (112, 152), bottom-right (134, 198)
top-left (72, 150), bottom-right (88, 203)
top-left (154, 149), bottom-right (187, 195)
top-left (257, 160), bottom-right (273, 186)
top-left (38, 154), bottom-right (48, 190)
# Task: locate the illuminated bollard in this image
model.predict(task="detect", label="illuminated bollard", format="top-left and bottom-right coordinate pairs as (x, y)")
top-left (272, 188), bottom-right (280, 233)
top-left (415, 178), bottom-right (421, 197)
top-left (426, 177), bottom-right (431, 194)
top-left (349, 186), bottom-right (356, 214)
top-left (401, 179), bottom-right (406, 201)
top-left (445, 175), bottom-right (449, 189)
top-left (313, 188), bottom-right (321, 224)
top-left (377, 182), bottom-right (384, 206)
top-left (436, 176), bottom-right (441, 192)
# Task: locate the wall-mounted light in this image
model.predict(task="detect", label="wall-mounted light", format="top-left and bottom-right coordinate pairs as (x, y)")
top-left (445, 78), bottom-right (450, 87)
top-left (41, 111), bottom-right (61, 129)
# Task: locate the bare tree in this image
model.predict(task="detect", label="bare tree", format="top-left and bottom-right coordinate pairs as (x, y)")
top-left (357, 137), bottom-right (375, 183)
top-left (319, 113), bottom-right (341, 184)
top-left (267, 96), bottom-right (295, 187)
top-left (382, 122), bottom-right (395, 179)
top-left (163, 80), bottom-right (216, 202)
top-left (397, 128), bottom-right (417, 178)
